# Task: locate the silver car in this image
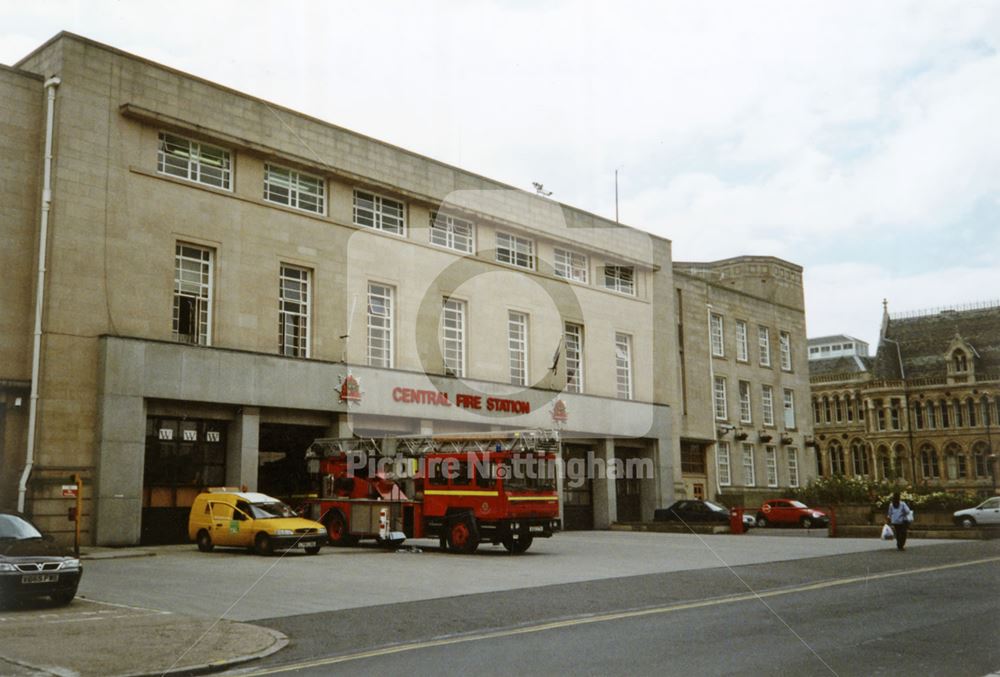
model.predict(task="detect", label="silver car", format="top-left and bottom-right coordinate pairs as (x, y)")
top-left (953, 496), bottom-right (1000, 527)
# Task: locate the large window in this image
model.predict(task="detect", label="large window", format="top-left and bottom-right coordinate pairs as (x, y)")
top-left (851, 440), bottom-right (869, 475)
top-left (779, 331), bottom-right (792, 371)
top-left (441, 298), bottom-right (466, 377)
top-left (762, 385), bottom-right (775, 426)
top-left (554, 248), bottom-right (588, 283)
top-left (604, 265), bottom-right (635, 295)
top-left (354, 190), bottom-right (405, 235)
top-left (765, 446), bottom-right (778, 487)
top-left (920, 444), bottom-right (940, 480)
top-left (615, 333), bottom-right (634, 400)
top-left (742, 443), bottom-right (756, 486)
top-left (829, 440), bottom-right (845, 475)
top-left (735, 320), bottom-right (748, 362)
top-left (508, 311), bottom-right (529, 386)
top-left (739, 380), bottom-right (752, 423)
top-left (758, 326), bottom-right (771, 367)
top-left (783, 389), bottom-right (796, 429)
top-left (496, 232), bottom-right (535, 269)
top-left (681, 443), bottom-right (707, 474)
top-left (717, 442), bottom-right (731, 486)
top-left (710, 313), bottom-right (724, 357)
top-left (430, 212), bottom-right (474, 253)
top-left (157, 132), bottom-right (231, 190)
top-left (279, 265), bottom-right (310, 357)
top-left (787, 448), bottom-right (799, 488)
top-left (173, 243), bottom-right (213, 345)
top-left (564, 323), bottom-right (584, 393)
top-left (264, 164), bottom-right (325, 214)
top-left (713, 376), bottom-right (728, 420)
top-left (367, 283), bottom-right (394, 367)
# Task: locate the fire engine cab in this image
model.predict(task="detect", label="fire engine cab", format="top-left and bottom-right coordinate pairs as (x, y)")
top-left (299, 429), bottom-right (562, 554)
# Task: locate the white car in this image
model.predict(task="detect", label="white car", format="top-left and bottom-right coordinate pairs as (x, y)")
top-left (953, 497), bottom-right (1000, 527)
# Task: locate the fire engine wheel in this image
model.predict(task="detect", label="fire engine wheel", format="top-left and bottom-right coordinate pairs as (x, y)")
top-left (448, 518), bottom-right (480, 554)
top-left (254, 532), bottom-right (274, 556)
top-left (196, 530), bottom-right (214, 552)
top-left (502, 534), bottom-right (534, 554)
top-left (325, 512), bottom-right (358, 547)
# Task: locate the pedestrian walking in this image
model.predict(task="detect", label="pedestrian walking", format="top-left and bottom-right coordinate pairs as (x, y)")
top-left (885, 492), bottom-right (913, 551)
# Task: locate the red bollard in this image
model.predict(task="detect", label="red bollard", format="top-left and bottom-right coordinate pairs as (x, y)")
top-left (730, 506), bottom-right (745, 534)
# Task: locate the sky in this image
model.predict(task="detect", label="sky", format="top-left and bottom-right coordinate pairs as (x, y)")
top-left (2, 0), bottom-right (998, 347)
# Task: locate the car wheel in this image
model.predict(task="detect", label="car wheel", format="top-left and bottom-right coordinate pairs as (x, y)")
top-left (756, 515), bottom-right (768, 528)
top-left (447, 516), bottom-right (480, 554)
top-left (254, 532), bottom-right (273, 556)
top-left (959, 516), bottom-right (976, 528)
top-left (196, 530), bottom-right (214, 552)
top-left (800, 516), bottom-right (813, 529)
top-left (50, 589), bottom-right (77, 606)
top-left (501, 533), bottom-right (534, 554)
top-left (304, 545), bottom-right (321, 555)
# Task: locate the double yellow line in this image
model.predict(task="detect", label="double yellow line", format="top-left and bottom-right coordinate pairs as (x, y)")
top-left (241, 555), bottom-right (1000, 675)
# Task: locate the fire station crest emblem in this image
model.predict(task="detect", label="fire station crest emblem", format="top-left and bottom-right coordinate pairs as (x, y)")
top-left (551, 399), bottom-right (568, 423)
top-left (338, 373), bottom-right (362, 404)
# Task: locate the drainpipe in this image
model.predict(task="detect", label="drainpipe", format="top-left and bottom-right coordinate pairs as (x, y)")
top-left (18, 76), bottom-right (60, 514)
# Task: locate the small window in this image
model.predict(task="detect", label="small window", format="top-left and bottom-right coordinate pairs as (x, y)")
top-left (779, 331), bottom-right (792, 371)
top-left (354, 190), bottom-right (406, 235)
top-left (430, 212), bottom-right (474, 253)
top-left (554, 248), bottom-right (588, 283)
top-left (264, 164), bottom-right (325, 214)
top-left (496, 232), bottom-right (535, 269)
top-left (736, 321), bottom-right (749, 361)
top-left (787, 448), bottom-right (799, 488)
top-left (604, 265), bottom-right (635, 295)
top-left (173, 243), bottom-right (213, 345)
top-left (564, 323), bottom-right (584, 393)
top-left (717, 442), bottom-right (731, 486)
top-left (710, 313), bottom-right (724, 357)
top-left (762, 385), bottom-right (774, 426)
top-left (765, 446), bottom-right (778, 487)
top-left (157, 132), bottom-right (231, 190)
top-left (615, 333), bottom-right (634, 400)
top-left (739, 381), bottom-right (752, 424)
top-left (367, 283), bottom-right (394, 368)
top-left (783, 389), bottom-right (796, 429)
top-left (441, 298), bottom-right (466, 377)
top-left (713, 376), bottom-right (728, 420)
top-left (508, 311), bottom-right (529, 386)
top-left (742, 443), bottom-right (756, 486)
top-left (279, 265), bottom-right (311, 357)
top-left (758, 326), bottom-right (771, 367)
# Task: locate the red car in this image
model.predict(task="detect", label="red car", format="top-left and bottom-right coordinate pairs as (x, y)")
top-left (755, 499), bottom-right (829, 528)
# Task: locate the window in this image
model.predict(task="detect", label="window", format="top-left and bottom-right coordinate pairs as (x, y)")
top-left (920, 445), bottom-right (939, 479)
top-left (739, 381), bottom-right (752, 424)
top-left (813, 398), bottom-right (822, 424)
top-left (953, 399), bottom-right (964, 427)
top-left (564, 323), bottom-right (584, 393)
top-left (758, 326), bottom-right (771, 366)
top-left (940, 399), bottom-right (950, 427)
top-left (953, 350), bottom-right (968, 372)
top-left (735, 320), bottom-right (749, 362)
top-left (713, 376), bottom-right (728, 420)
top-left (279, 265), bottom-right (310, 357)
top-left (264, 164), bottom-right (325, 214)
top-left (441, 298), bottom-right (466, 377)
top-left (554, 248), bottom-right (588, 283)
top-left (851, 440), bottom-right (869, 475)
top-left (508, 311), bottom-right (528, 386)
top-left (603, 265), bottom-right (635, 295)
top-left (890, 399), bottom-right (901, 430)
top-left (829, 441), bottom-right (845, 475)
top-left (783, 389), bottom-right (796, 429)
top-left (967, 399), bottom-right (977, 427)
top-left (742, 443), bottom-right (756, 486)
top-left (173, 244), bottom-right (213, 345)
top-left (787, 448), bottom-right (799, 488)
top-left (367, 283), bottom-right (394, 367)
top-left (496, 232), bottom-right (535, 269)
top-left (973, 442), bottom-right (990, 478)
top-left (681, 443), bottom-right (706, 474)
top-left (354, 190), bottom-right (405, 235)
top-left (615, 333), bottom-right (633, 400)
top-left (430, 212), bottom-right (474, 253)
top-left (834, 396), bottom-right (843, 423)
top-left (779, 331), bottom-right (792, 370)
top-left (762, 385), bottom-right (774, 426)
top-left (157, 132), bottom-right (231, 189)
top-left (913, 402), bottom-right (924, 429)
top-left (717, 442), bottom-right (731, 486)
top-left (710, 313), bottom-right (724, 357)
top-left (926, 401), bottom-right (936, 429)
top-left (765, 446), bottom-right (778, 487)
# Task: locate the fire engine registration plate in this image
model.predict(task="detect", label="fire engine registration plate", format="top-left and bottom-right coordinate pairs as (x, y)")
top-left (22, 573), bottom-right (58, 584)
top-left (530, 525), bottom-right (545, 533)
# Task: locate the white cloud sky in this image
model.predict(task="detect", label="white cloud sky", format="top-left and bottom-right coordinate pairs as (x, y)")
top-left (2, 0), bottom-right (998, 346)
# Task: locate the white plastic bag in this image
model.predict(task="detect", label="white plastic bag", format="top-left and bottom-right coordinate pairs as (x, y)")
top-left (906, 510), bottom-right (914, 523)
top-left (881, 524), bottom-right (894, 540)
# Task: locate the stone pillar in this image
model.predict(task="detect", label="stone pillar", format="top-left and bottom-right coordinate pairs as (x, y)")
top-left (227, 407), bottom-right (260, 491)
top-left (591, 438), bottom-right (617, 529)
top-left (641, 439), bottom-right (666, 522)
top-left (94, 394), bottom-right (146, 546)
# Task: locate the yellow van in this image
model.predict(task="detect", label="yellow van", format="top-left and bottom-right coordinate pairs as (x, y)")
top-left (188, 489), bottom-right (326, 555)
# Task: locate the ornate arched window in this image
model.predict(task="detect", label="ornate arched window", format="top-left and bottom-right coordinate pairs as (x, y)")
top-left (953, 350), bottom-right (967, 372)
top-left (925, 401), bottom-right (936, 429)
top-left (972, 441), bottom-right (990, 478)
top-left (944, 442), bottom-right (965, 480)
top-left (851, 439), bottom-right (869, 476)
top-left (967, 399), bottom-right (977, 428)
top-left (877, 445), bottom-right (891, 479)
top-left (813, 398), bottom-right (822, 424)
top-left (893, 444), bottom-right (908, 480)
top-left (920, 444), bottom-right (940, 480)
top-left (953, 399), bottom-right (964, 427)
top-left (982, 397), bottom-right (993, 427)
top-left (834, 396), bottom-right (842, 423)
top-left (939, 399), bottom-right (950, 428)
top-left (828, 440), bottom-right (845, 476)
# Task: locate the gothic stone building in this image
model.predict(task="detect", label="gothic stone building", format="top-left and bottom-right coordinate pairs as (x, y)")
top-left (809, 302), bottom-right (1000, 496)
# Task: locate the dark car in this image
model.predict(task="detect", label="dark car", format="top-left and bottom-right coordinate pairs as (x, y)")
top-left (654, 500), bottom-right (754, 529)
top-left (0, 512), bottom-right (82, 606)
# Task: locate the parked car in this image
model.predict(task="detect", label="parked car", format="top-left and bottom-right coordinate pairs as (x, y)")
top-left (654, 500), bottom-right (755, 529)
top-left (0, 512), bottom-right (82, 606)
top-left (755, 499), bottom-right (829, 528)
top-left (953, 496), bottom-right (1000, 527)
top-left (188, 489), bottom-right (327, 555)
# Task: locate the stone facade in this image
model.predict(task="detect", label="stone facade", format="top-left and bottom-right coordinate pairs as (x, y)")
top-left (810, 302), bottom-right (1000, 496)
top-left (673, 258), bottom-right (815, 505)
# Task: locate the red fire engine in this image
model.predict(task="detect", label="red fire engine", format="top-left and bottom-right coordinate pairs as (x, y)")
top-left (299, 429), bottom-right (562, 554)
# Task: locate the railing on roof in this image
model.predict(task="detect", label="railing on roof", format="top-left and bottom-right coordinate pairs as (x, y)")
top-left (809, 372), bottom-right (870, 384)
top-left (889, 299), bottom-right (1000, 320)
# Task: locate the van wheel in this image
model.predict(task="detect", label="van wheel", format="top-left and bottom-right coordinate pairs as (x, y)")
top-left (254, 533), bottom-right (273, 556)
top-left (196, 530), bottom-right (214, 552)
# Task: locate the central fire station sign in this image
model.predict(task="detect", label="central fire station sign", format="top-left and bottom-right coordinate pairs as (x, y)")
top-left (391, 386), bottom-right (531, 414)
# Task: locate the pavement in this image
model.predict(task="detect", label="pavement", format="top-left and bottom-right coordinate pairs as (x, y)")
top-left (0, 530), bottom-right (961, 675)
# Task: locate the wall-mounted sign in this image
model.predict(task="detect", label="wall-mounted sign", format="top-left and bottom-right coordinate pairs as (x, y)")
top-left (206, 431), bottom-right (221, 443)
top-left (391, 387), bottom-right (531, 414)
top-left (551, 399), bottom-right (568, 422)
top-left (182, 430), bottom-right (198, 442)
top-left (61, 485), bottom-right (78, 498)
top-left (158, 429), bottom-right (174, 441)
top-left (339, 373), bottom-right (362, 404)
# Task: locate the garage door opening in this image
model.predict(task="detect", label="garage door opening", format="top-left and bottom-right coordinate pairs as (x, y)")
top-left (257, 423), bottom-right (326, 505)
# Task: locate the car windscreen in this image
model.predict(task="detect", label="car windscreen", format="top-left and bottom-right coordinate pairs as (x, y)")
top-left (789, 501), bottom-right (808, 508)
top-left (0, 514), bottom-right (43, 540)
top-left (703, 501), bottom-right (727, 513)
top-left (248, 502), bottom-right (296, 519)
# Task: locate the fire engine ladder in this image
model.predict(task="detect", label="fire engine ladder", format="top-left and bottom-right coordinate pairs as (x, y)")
top-left (306, 429), bottom-right (560, 459)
